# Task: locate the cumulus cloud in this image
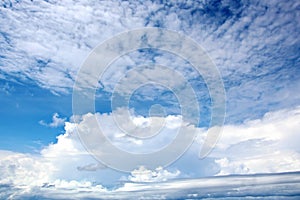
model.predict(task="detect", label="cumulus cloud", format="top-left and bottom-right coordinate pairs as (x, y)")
top-left (0, 113), bottom-right (183, 198)
top-left (0, 111), bottom-right (186, 188)
top-left (0, 150), bottom-right (53, 187)
top-left (1, 106), bottom-right (300, 198)
top-left (0, 122), bottom-right (96, 188)
top-left (39, 113), bottom-right (66, 128)
top-left (74, 107), bottom-right (191, 145)
top-left (4, 107), bottom-right (300, 182)
top-left (201, 106), bottom-right (300, 175)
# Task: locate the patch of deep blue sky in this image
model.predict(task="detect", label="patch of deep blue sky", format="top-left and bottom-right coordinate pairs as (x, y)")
top-left (0, 0), bottom-right (299, 152)
top-left (0, 78), bottom-right (69, 152)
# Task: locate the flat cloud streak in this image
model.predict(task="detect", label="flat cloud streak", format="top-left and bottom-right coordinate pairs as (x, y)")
top-left (1, 172), bottom-right (300, 199)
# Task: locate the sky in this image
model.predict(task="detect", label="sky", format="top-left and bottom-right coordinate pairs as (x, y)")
top-left (0, 0), bottom-right (300, 199)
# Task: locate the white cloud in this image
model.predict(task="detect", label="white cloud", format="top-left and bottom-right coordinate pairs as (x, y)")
top-left (1, 0), bottom-right (299, 198)
top-left (2, 107), bottom-right (300, 189)
top-left (2, 170), bottom-right (300, 199)
top-left (0, 111), bottom-right (187, 188)
top-left (0, 122), bottom-right (95, 188)
top-left (215, 151), bottom-right (300, 175)
top-left (0, 150), bottom-right (53, 187)
top-left (39, 113), bottom-right (66, 128)
top-left (201, 106), bottom-right (300, 175)
top-left (4, 107), bottom-right (300, 179)
top-left (1, 0), bottom-right (299, 123)
top-left (128, 166), bottom-right (180, 183)
top-left (1, 106), bottom-right (300, 198)
top-left (116, 172), bottom-right (300, 199)
top-left (0, 112), bottom-right (185, 198)
top-left (78, 109), bottom-right (189, 155)
top-left (0, 0), bottom-right (146, 93)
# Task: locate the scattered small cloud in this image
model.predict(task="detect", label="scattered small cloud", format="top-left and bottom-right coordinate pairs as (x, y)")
top-left (0, 82), bottom-right (14, 95)
top-left (39, 113), bottom-right (66, 128)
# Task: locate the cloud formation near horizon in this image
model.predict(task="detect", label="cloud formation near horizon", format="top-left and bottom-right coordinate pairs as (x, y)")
top-left (1, 106), bottom-right (300, 198)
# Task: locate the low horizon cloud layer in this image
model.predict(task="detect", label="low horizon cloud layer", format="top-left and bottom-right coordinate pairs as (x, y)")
top-left (1, 106), bottom-right (300, 198)
top-left (1, 171), bottom-right (300, 199)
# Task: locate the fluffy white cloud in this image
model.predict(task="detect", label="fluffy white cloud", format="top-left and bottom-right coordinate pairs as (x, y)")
top-left (202, 106), bottom-right (300, 175)
top-left (94, 109), bottom-right (186, 153)
top-left (1, 106), bottom-right (300, 198)
top-left (0, 123), bottom-right (97, 188)
top-left (0, 112), bottom-right (187, 192)
top-left (0, 150), bottom-right (53, 187)
top-left (2, 106), bottom-right (300, 187)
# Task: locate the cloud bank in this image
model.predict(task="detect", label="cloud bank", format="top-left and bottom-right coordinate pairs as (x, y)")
top-left (1, 172), bottom-right (300, 199)
top-left (1, 106), bottom-right (300, 198)
top-left (209, 107), bottom-right (300, 175)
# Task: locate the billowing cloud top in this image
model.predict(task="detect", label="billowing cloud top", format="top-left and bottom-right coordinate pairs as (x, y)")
top-left (1, 107), bottom-right (300, 198)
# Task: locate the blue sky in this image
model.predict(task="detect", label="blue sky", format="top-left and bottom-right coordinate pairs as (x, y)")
top-left (0, 78), bottom-right (72, 152)
top-left (0, 0), bottom-right (300, 199)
